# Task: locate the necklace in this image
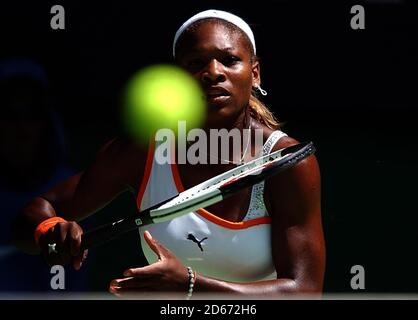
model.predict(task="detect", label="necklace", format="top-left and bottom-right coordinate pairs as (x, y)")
top-left (205, 118), bottom-right (252, 165)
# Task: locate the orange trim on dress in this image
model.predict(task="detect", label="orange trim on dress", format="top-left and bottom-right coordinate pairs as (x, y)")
top-left (136, 139), bottom-right (156, 210)
top-left (196, 208), bottom-right (272, 229)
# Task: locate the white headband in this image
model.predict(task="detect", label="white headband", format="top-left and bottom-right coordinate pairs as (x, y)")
top-left (173, 9), bottom-right (256, 57)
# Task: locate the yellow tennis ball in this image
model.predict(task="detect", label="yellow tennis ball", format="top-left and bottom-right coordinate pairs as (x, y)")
top-left (122, 64), bottom-right (206, 144)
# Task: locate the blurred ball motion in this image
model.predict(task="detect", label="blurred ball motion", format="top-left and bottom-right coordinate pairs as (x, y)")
top-left (122, 64), bottom-right (206, 144)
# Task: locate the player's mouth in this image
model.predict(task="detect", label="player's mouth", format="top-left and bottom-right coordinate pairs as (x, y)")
top-left (204, 87), bottom-right (231, 105)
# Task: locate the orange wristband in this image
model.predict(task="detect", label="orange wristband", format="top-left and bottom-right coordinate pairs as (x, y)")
top-left (34, 217), bottom-right (67, 245)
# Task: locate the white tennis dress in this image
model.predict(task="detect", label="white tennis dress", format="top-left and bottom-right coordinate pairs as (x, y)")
top-left (137, 131), bottom-right (287, 282)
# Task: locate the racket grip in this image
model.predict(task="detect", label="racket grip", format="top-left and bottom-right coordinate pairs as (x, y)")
top-left (81, 223), bottom-right (120, 250)
top-left (77, 195), bottom-right (179, 250)
top-left (80, 217), bottom-right (144, 250)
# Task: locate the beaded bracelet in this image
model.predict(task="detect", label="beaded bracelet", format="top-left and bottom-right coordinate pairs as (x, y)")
top-left (186, 266), bottom-right (196, 300)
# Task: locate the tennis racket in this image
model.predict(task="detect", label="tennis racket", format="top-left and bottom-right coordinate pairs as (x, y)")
top-left (77, 141), bottom-right (315, 250)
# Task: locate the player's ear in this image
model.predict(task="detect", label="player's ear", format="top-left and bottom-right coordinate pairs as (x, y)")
top-left (251, 59), bottom-right (261, 88)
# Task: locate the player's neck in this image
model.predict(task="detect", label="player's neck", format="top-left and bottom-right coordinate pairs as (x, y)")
top-left (203, 110), bottom-right (250, 132)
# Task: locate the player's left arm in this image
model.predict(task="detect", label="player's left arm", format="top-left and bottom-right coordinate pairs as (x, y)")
top-left (265, 136), bottom-right (326, 293)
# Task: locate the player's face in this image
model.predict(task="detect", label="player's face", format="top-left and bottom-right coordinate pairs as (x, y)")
top-left (176, 21), bottom-right (260, 128)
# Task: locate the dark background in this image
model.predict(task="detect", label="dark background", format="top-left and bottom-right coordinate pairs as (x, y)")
top-left (1, 0), bottom-right (417, 293)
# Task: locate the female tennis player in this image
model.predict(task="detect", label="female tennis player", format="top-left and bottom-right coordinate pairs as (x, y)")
top-left (13, 9), bottom-right (325, 297)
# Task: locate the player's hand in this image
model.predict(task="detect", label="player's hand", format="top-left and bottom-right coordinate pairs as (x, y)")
top-left (109, 231), bottom-right (189, 298)
top-left (39, 221), bottom-right (88, 270)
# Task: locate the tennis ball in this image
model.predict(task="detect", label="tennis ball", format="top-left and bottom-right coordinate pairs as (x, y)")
top-left (122, 64), bottom-right (206, 144)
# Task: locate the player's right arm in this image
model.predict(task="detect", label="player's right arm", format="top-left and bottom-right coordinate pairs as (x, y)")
top-left (12, 137), bottom-right (146, 269)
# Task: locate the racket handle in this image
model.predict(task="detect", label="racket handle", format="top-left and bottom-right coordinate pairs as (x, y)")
top-left (81, 214), bottom-right (152, 250)
top-left (78, 194), bottom-right (178, 250)
top-left (80, 223), bottom-right (122, 250)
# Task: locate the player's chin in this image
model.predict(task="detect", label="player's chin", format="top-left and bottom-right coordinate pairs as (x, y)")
top-left (205, 104), bottom-right (241, 127)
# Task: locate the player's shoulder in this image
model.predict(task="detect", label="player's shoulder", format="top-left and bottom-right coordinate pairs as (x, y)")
top-left (269, 131), bottom-right (320, 180)
top-left (99, 135), bottom-right (148, 160)
top-left (94, 135), bottom-right (149, 189)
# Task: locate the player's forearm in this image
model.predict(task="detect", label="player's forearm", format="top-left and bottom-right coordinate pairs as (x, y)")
top-left (12, 173), bottom-right (83, 253)
top-left (12, 197), bottom-right (57, 254)
top-left (193, 274), bottom-right (319, 298)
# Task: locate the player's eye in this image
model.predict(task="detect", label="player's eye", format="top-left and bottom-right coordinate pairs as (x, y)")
top-left (222, 56), bottom-right (240, 66)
